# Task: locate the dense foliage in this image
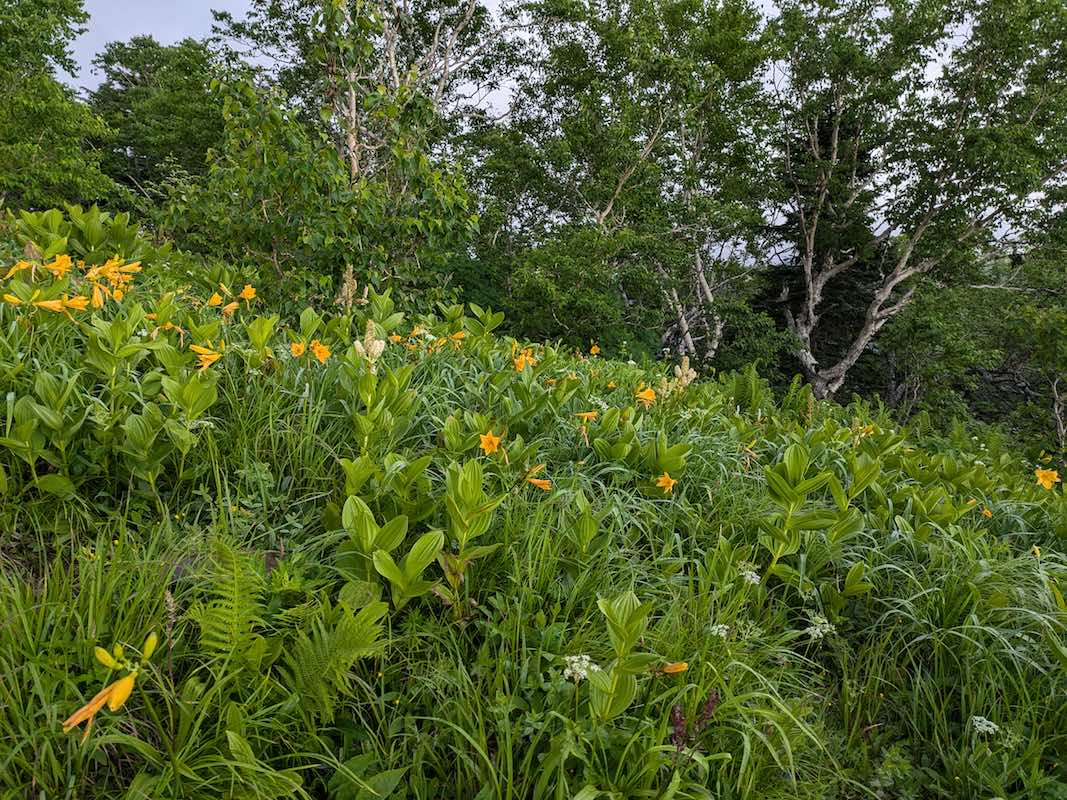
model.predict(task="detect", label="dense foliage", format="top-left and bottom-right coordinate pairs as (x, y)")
top-left (0, 0), bottom-right (1065, 795)
top-left (0, 218), bottom-right (1064, 798)
top-left (0, 0), bottom-right (115, 208)
top-left (89, 36), bottom-right (226, 191)
top-left (4, 0), bottom-right (1063, 451)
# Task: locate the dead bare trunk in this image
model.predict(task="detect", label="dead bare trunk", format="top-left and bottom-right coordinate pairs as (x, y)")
top-left (346, 74), bottom-right (360, 180)
top-left (1053, 377), bottom-right (1066, 453)
top-left (657, 265), bottom-right (696, 355)
top-left (692, 249), bottom-right (725, 361)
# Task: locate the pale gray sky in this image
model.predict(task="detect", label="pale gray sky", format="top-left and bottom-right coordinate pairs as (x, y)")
top-left (63, 0), bottom-right (253, 91)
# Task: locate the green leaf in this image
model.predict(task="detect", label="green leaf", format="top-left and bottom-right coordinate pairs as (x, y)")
top-left (794, 472), bottom-right (831, 498)
top-left (372, 550), bottom-right (405, 587)
top-left (375, 515), bottom-right (408, 552)
top-left (843, 562), bottom-right (873, 596)
top-left (36, 474), bottom-right (75, 497)
top-left (764, 468), bottom-right (799, 505)
top-left (783, 442), bottom-right (809, 483)
top-left (404, 530), bottom-right (444, 579)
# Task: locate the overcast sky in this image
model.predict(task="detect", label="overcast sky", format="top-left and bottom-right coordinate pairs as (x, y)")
top-left (63, 0), bottom-right (253, 91)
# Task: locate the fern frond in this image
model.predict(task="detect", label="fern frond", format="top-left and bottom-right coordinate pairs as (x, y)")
top-left (280, 598), bottom-right (387, 721)
top-left (196, 538), bottom-right (266, 656)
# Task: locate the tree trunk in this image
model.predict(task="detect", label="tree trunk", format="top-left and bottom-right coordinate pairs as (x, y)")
top-left (1053, 377), bottom-right (1066, 453)
top-left (656, 265), bottom-right (696, 355)
top-left (692, 249), bottom-right (725, 361)
top-left (345, 73), bottom-right (360, 181)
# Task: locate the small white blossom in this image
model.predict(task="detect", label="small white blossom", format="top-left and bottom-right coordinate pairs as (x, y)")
top-left (804, 614), bottom-right (836, 640)
top-left (970, 716), bottom-right (1000, 735)
top-left (708, 623), bottom-right (730, 638)
top-left (740, 569), bottom-right (761, 585)
top-left (562, 654), bottom-right (598, 682)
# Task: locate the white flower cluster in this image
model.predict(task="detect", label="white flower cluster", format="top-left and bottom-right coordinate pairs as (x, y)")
top-left (667, 356), bottom-right (697, 393)
top-left (352, 321), bottom-right (387, 372)
top-left (708, 623), bottom-right (730, 639)
top-left (970, 715), bottom-right (1000, 735)
top-left (740, 569), bottom-right (761, 586)
top-left (804, 614), bottom-right (836, 640)
top-left (562, 654), bottom-right (599, 683)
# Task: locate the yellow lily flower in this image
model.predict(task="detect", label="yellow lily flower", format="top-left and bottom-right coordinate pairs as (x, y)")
top-left (45, 254), bottom-right (72, 278)
top-left (310, 339), bottom-right (330, 363)
top-left (190, 341), bottom-right (224, 371)
top-left (2, 260), bottom-right (33, 280)
top-left (1036, 468), bottom-right (1061, 491)
top-left (479, 429), bottom-right (501, 455)
top-left (635, 385), bottom-right (656, 409)
top-left (513, 347), bottom-right (537, 372)
top-left (33, 298), bottom-right (67, 313)
top-left (656, 472), bottom-right (677, 494)
top-left (62, 672), bottom-right (137, 743)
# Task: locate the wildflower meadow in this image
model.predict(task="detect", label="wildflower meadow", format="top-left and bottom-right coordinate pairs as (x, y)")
top-left (0, 207), bottom-right (1064, 798)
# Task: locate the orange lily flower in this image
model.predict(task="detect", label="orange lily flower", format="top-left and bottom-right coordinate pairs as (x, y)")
top-left (1036, 468), bottom-right (1061, 491)
top-left (479, 430), bottom-right (502, 455)
top-left (656, 472), bottom-right (678, 494)
top-left (310, 339), bottom-right (330, 363)
top-left (62, 673), bottom-right (137, 743)
top-left (190, 341), bottom-right (224, 371)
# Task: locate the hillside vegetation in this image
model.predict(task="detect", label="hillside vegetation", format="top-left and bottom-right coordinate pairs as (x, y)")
top-left (7, 0), bottom-right (1067, 453)
top-left (0, 211), bottom-right (1064, 799)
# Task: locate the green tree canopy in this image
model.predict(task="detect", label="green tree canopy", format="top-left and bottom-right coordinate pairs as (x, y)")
top-left (460, 0), bottom-right (770, 358)
top-left (763, 0), bottom-right (1067, 398)
top-left (89, 36), bottom-right (227, 190)
top-left (0, 0), bottom-right (114, 209)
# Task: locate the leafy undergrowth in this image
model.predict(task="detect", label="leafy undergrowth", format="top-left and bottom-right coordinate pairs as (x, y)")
top-left (0, 229), bottom-right (1065, 799)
